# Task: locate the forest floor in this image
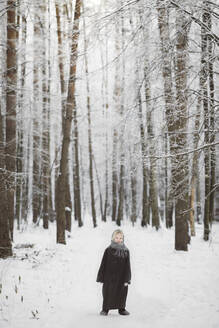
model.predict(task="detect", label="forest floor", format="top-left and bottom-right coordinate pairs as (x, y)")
top-left (0, 218), bottom-right (219, 328)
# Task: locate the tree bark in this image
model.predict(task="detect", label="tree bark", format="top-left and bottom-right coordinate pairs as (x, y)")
top-left (157, 0), bottom-right (174, 228)
top-left (116, 4), bottom-right (125, 227)
top-left (83, 9), bottom-right (97, 227)
top-left (144, 59), bottom-right (160, 230)
top-left (201, 2), bottom-right (210, 241)
top-left (0, 91), bottom-right (12, 258)
top-left (72, 96), bottom-right (83, 227)
top-left (189, 83), bottom-right (201, 236)
top-left (32, 9), bottom-right (42, 224)
top-left (5, 0), bottom-right (17, 241)
top-left (56, 0), bottom-right (82, 244)
top-left (174, 8), bottom-right (190, 251)
top-left (130, 146), bottom-right (137, 225)
top-left (207, 3), bottom-right (215, 225)
top-left (56, 2), bottom-right (72, 230)
top-left (138, 92), bottom-right (149, 227)
top-left (112, 129), bottom-right (118, 222)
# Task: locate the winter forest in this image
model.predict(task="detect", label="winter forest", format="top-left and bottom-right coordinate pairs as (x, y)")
top-left (0, 0), bottom-right (219, 327)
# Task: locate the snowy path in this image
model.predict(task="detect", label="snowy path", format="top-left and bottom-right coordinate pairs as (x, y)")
top-left (0, 220), bottom-right (219, 328)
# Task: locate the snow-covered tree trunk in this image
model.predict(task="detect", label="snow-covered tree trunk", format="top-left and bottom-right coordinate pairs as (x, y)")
top-left (207, 3), bottom-right (215, 225)
top-left (201, 2), bottom-right (210, 241)
top-left (55, 2), bottom-right (72, 231)
top-left (189, 89), bottom-right (201, 236)
top-left (116, 2), bottom-right (126, 226)
top-left (112, 16), bottom-right (120, 222)
top-left (142, 17), bottom-right (160, 230)
top-left (102, 29), bottom-right (109, 223)
top-left (56, 0), bottom-right (82, 244)
top-left (0, 68), bottom-right (12, 257)
top-left (173, 7), bottom-right (190, 251)
top-left (32, 8), bottom-right (42, 224)
top-left (83, 7), bottom-right (97, 228)
top-left (41, 2), bottom-right (49, 230)
top-left (5, 0), bottom-right (17, 241)
top-left (130, 145), bottom-right (137, 225)
top-left (157, 0), bottom-right (174, 228)
top-left (138, 92), bottom-right (149, 227)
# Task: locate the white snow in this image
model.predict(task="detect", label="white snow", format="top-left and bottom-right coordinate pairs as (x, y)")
top-left (0, 220), bottom-right (219, 328)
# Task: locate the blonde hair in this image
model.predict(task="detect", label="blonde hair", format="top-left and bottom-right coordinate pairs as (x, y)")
top-left (111, 229), bottom-right (124, 241)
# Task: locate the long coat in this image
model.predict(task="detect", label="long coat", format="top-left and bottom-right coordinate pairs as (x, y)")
top-left (96, 245), bottom-right (131, 310)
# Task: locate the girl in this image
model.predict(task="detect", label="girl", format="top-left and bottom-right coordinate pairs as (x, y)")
top-left (96, 229), bottom-right (131, 315)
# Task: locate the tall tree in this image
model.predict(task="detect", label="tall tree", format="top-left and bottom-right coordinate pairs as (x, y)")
top-left (142, 12), bottom-right (160, 230)
top-left (116, 2), bottom-right (126, 227)
top-left (207, 2), bottom-right (215, 225)
top-left (0, 90), bottom-right (12, 258)
top-left (201, 1), bottom-right (211, 241)
top-left (130, 145), bottom-right (137, 225)
top-left (32, 8), bottom-right (42, 224)
top-left (55, 2), bottom-right (73, 231)
top-left (0, 0), bottom-right (16, 257)
top-left (5, 0), bottom-right (17, 241)
top-left (111, 14), bottom-right (120, 223)
top-left (56, 0), bottom-right (82, 244)
top-left (138, 91), bottom-right (150, 227)
top-left (41, 1), bottom-right (49, 229)
top-left (157, 0), bottom-right (174, 228)
top-left (173, 6), bottom-right (190, 250)
top-left (189, 86), bottom-right (201, 236)
top-left (83, 7), bottom-right (97, 228)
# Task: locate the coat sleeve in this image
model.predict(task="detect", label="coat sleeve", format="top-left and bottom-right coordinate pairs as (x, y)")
top-left (96, 248), bottom-right (107, 283)
top-left (124, 250), bottom-right (131, 284)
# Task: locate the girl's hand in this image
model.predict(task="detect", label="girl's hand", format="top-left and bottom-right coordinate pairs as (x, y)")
top-left (124, 282), bottom-right (128, 287)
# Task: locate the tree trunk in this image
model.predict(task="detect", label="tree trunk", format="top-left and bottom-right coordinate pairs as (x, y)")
top-left (15, 129), bottom-right (23, 230)
top-left (207, 3), bottom-right (215, 225)
top-left (40, 2), bottom-right (49, 230)
top-left (138, 92), bottom-right (149, 227)
top-left (15, 8), bottom-right (23, 230)
top-left (201, 3), bottom-right (210, 241)
top-left (116, 4), bottom-right (125, 227)
top-left (130, 146), bottom-right (137, 225)
top-left (72, 96), bottom-right (83, 227)
top-left (174, 9), bottom-right (190, 251)
top-left (144, 60), bottom-right (160, 230)
top-left (101, 24), bottom-right (109, 222)
top-left (20, 13), bottom-right (29, 224)
top-left (0, 92), bottom-right (12, 258)
top-left (189, 81), bottom-right (202, 236)
top-left (83, 9), bottom-right (97, 227)
top-left (56, 2), bottom-right (72, 230)
top-left (116, 151), bottom-right (125, 226)
top-left (112, 129), bottom-right (118, 222)
top-left (65, 167), bottom-right (72, 232)
top-left (157, 0), bottom-right (174, 228)
top-left (112, 16), bottom-right (121, 223)
top-left (5, 0), bottom-right (17, 241)
top-left (32, 9), bottom-right (42, 224)
top-left (93, 155), bottom-right (104, 221)
top-left (56, 0), bottom-right (82, 244)
top-left (164, 132), bottom-right (172, 227)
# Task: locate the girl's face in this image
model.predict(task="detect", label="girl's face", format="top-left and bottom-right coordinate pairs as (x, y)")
top-left (114, 233), bottom-right (123, 244)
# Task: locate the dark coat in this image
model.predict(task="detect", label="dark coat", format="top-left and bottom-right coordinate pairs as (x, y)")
top-left (96, 245), bottom-right (131, 310)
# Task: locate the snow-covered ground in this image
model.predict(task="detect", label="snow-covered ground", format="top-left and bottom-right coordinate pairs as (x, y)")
top-left (0, 219), bottom-right (219, 328)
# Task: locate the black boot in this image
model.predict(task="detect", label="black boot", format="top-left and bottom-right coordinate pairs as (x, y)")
top-left (118, 309), bottom-right (130, 315)
top-left (100, 309), bottom-right (108, 315)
